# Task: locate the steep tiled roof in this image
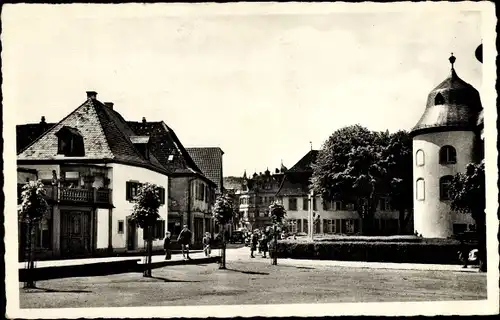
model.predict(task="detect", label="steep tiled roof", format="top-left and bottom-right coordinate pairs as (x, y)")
top-left (223, 176), bottom-right (244, 191)
top-left (17, 98), bottom-right (167, 174)
top-left (186, 147), bottom-right (224, 192)
top-left (276, 150), bottom-right (318, 197)
top-left (17, 121), bottom-right (56, 153)
top-left (287, 150), bottom-right (318, 173)
top-left (127, 121), bottom-right (203, 176)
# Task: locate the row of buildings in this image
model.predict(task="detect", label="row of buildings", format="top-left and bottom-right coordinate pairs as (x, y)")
top-left (228, 49), bottom-right (484, 239)
top-left (16, 91), bottom-right (224, 259)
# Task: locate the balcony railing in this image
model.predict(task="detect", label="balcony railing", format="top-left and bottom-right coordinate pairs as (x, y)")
top-left (36, 186), bottom-right (113, 206)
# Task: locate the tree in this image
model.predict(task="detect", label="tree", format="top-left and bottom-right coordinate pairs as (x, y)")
top-left (311, 125), bottom-right (388, 235)
top-left (130, 183), bottom-right (162, 277)
top-left (381, 130), bottom-right (413, 234)
top-left (212, 194), bottom-right (235, 269)
top-left (449, 162), bottom-right (486, 271)
top-left (19, 180), bottom-right (49, 288)
top-left (268, 202), bottom-right (286, 265)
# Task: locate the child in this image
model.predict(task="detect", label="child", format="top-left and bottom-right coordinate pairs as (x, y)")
top-left (164, 231), bottom-right (171, 260)
top-left (203, 232), bottom-right (211, 257)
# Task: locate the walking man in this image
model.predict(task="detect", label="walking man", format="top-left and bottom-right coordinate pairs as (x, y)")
top-left (177, 225), bottom-right (192, 260)
top-left (250, 231), bottom-right (258, 258)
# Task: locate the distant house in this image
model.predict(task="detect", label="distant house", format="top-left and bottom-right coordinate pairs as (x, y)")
top-left (127, 120), bottom-right (217, 245)
top-left (276, 150), bottom-right (401, 236)
top-left (17, 92), bottom-right (169, 260)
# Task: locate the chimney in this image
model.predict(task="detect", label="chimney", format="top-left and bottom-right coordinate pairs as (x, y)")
top-left (142, 117), bottom-right (147, 123)
top-left (40, 116), bottom-right (46, 124)
top-left (86, 91), bottom-right (98, 100)
top-left (104, 102), bottom-right (114, 109)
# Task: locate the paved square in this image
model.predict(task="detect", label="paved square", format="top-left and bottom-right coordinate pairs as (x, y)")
top-left (20, 260), bottom-right (486, 308)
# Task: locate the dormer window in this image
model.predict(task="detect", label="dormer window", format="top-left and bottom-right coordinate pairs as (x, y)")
top-left (130, 136), bottom-right (150, 160)
top-left (55, 126), bottom-right (85, 157)
top-left (168, 155), bottom-right (174, 161)
top-left (434, 92), bottom-right (445, 105)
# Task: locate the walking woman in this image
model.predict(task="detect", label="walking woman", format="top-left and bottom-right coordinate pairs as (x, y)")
top-left (250, 231), bottom-right (259, 258)
top-left (259, 231), bottom-right (268, 258)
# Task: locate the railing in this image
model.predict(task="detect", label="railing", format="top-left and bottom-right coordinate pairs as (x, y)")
top-left (40, 186), bottom-right (112, 206)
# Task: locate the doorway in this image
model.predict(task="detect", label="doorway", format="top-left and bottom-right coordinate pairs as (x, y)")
top-left (127, 217), bottom-right (137, 250)
top-left (60, 210), bottom-right (91, 257)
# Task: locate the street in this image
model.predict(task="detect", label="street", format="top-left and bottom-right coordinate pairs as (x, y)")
top-left (20, 246), bottom-right (487, 308)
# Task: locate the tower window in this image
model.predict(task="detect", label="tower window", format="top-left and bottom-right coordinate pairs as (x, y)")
top-left (439, 145), bottom-right (457, 164)
top-left (434, 92), bottom-right (445, 105)
top-left (416, 178), bottom-right (425, 201)
top-left (439, 175), bottom-right (454, 200)
top-left (416, 149), bottom-right (425, 166)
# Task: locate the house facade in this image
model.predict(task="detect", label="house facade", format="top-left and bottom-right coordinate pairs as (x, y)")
top-left (410, 52), bottom-right (484, 238)
top-left (275, 150), bottom-right (402, 236)
top-left (126, 121), bottom-right (218, 246)
top-left (17, 92), bottom-right (169, 260)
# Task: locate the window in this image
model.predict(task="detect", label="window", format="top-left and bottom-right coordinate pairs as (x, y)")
top-left (269, 196), bottom-right (274, 204)
top-left (167, 155), bottom-right (174, 161)
top-left (258, 196), bottom-right (263, 205)
top-left (313, 198), bottom-right (317, 211)
top-left (335, 201), bottom-right (342, 211)
top-left (158, 187), bottom-right (166, 205)
top-left (288, 198), bottom-right (297, 211)
top-left (56, 126), bottom-right (85, 157)
top-left (439, 146), bottom-right (457, 164)
top-left (453, 223), bottom-right (467, 234)
top-left (440, 175), bottom-right (453, 200)
top-left (434, 92), bottom-right (445, 105)
top-left (297, 219), bottom-right (302, 233)
top-left (416, 149), bottom-right (425, 166)
top-left (117, 220), bottom-right (124, 234)
top-left (302, 197), bottom-right (309, 211)
top-left (143, 220), bottom-right (166, 240)
top-left (200, 183), bottom-right (205, 201)
top-left (416, 178), bottom-right (425, 201)
top-left (323, 219), bottom-right (329, 233)
top-left (303, 219), bottom-right (308, 233)
top-left (126, 181), bottom-right (143, 201)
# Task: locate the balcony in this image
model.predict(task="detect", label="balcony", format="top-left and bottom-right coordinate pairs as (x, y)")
top-left (18, 185), bottom-right (112, 206)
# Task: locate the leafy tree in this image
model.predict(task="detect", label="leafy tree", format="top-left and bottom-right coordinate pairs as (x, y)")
top-left (311, 125), bottom-right (388, 235)
top-left (449, 162), bottom-right (486, 271)
top-left (130, 183), bottom-right (162, 277)
top-left (381, 130), bottom-right (413, 234)
top-left (212, 194), bottom-right (235, 269)
top-left (19, 180), bottom-right (49, 288)
top-left (268, 202), bottom-right (286, 265)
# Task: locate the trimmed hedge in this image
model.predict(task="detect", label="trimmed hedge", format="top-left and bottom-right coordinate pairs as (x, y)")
top-left (276, 240), bottom-right (474, 265)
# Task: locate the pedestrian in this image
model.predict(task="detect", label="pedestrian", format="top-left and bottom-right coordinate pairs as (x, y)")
top-left (203, 232), bottom-right (211, 257)
top-left (164, 231), bottom-right (172, 260)
top-left (259, 232), bottom-right (268, 258)
top-left (177, 224), bottom-right (192, 260)
top-left (250, 231), bottom-right (259, 258)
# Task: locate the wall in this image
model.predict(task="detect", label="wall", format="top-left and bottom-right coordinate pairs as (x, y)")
top-left (110, 163), bottom-right (168, 249)
top-left (413, 131), bottom-right (476, 238)
top-left (96, 208), bottom-right (109, 249)
top-left (18, 164), bottom-right (60, 181)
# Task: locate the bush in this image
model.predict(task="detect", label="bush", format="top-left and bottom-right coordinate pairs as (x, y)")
top-left (276, 239), bottom-right (473, 265)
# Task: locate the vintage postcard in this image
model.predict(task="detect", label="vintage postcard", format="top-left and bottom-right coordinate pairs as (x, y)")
top-left (3, 2), bottom-right (499, 318)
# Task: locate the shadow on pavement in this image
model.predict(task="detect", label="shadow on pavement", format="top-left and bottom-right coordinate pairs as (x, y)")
top-left (24, 286), bottom-right (92, 293)
top-left (224, 269), bottom-right (269, 275)
top-left (149, 276), bottom-right (201, 283)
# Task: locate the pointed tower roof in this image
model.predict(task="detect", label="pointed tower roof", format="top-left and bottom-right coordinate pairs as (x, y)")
top-left (18, 94), bottom-right (167, 174)
top-left (411, 54), bottom-right (482, 137)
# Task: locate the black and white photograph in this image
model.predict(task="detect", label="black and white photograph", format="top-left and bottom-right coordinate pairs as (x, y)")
top-left (2, 2), bottom-right (498, 318)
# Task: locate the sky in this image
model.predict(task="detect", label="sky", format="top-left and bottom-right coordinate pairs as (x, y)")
top-left (3, 3), bottom-right (483, 177)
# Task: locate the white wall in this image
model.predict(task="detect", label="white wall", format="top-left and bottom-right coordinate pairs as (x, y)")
top-left (413, 131), bottom-right (476, 238)
top-left (110, 163), bottom-right (168, 249)
top-left (96, 208), bottom-right (109, 249)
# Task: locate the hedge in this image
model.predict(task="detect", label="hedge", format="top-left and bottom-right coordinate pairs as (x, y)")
top-left (276, 240), bottom-right (475, 265)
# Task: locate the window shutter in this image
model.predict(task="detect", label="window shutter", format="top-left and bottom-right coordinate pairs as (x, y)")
top-left (159, 220), bottom-right (165, 240)
top-left (126, 181), bottom-right (131, 200)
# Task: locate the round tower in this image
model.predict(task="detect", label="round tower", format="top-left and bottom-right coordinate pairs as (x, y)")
top-left (411, 54), bottom-right (482, 238)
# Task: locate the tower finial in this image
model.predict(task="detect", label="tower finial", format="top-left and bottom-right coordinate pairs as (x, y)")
top-left (449, 53), bottom-right (456, 69)
top-left (310, 141), bottom-right (312, 151)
